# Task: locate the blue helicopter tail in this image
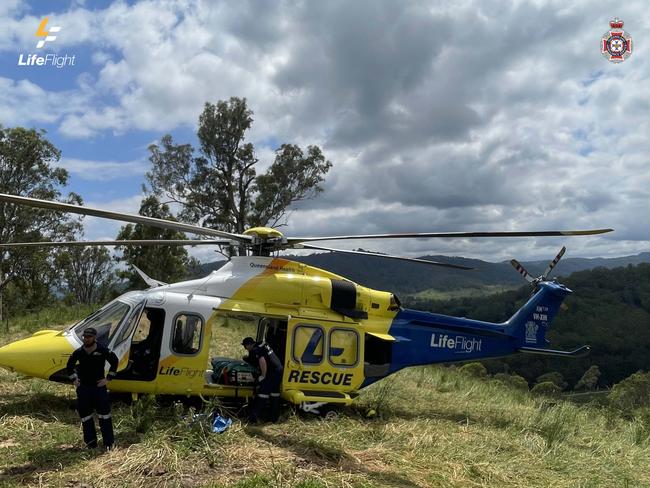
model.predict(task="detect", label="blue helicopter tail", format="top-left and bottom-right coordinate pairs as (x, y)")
top-left (504, 281), bottom-right (572, 349)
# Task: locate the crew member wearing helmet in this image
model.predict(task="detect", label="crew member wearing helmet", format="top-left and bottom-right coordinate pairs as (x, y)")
top-left (242, 337), bottom-right (284, 422)
top-left (66, 327), bottom-right (119, 450)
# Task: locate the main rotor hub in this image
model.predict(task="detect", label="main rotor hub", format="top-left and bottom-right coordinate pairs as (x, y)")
top-left (243, 227), bottom-right (286, 255)
top-left (243, 227), bottom-right (284, 240)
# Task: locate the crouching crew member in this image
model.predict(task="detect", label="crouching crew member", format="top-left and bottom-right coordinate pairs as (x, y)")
top-left (242, 337), bottom-right (284, 422)
top-left (66, 327), bottom-right (119, 450)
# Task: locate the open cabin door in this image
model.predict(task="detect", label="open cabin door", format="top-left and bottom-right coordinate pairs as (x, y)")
top-left (112, 304), bottom-right (168, 383)
top-left (283, 317), bottom-right (364, 405)
top-left (107, 301), bottom-right (146, 373)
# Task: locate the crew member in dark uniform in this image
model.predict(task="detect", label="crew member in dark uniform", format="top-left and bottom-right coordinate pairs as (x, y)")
top-left (66, 327), bottom-right (119, 450)
top-left (242, 337), bottom-right (284, 422)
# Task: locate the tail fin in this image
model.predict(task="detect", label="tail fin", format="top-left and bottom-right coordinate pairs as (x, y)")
top-left (504, 281), bottom-right (571, 348)
top-left (132, 265), bottom-right (167, 288)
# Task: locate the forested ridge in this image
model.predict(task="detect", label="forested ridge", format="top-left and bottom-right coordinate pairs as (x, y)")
top-left (406, 263), bottom-right (650, 387)
top-left (199, 251), bottom-right (650, 294)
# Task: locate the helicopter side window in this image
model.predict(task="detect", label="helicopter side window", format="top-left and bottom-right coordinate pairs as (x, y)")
top-left (171, 313), bottom-right (204, 355)
top-left (74, 301), bottom-right (131, 346)
top-left (292, 325), bottom-right (324, 365)
top-left (329, 328), bottom-right (359, 367)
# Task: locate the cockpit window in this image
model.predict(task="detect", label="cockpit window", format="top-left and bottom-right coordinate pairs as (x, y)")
top-left (116, 302), bottom-right (145, 345)
top-left (74, 301), bottom-right (131, 345)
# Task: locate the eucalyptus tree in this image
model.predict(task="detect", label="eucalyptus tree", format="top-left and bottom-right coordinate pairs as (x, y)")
top-left (147, 97), bottom-right (331, 254)
top-left (0, 126), bottom-right (80, 318)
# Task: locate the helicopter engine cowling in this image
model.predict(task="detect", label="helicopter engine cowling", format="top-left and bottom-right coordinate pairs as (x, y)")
top-left (219, 259), bottom-right (394, 320)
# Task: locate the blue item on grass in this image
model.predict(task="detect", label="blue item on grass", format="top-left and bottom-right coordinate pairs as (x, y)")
top-left (212, 414), bottom-right (232, 433)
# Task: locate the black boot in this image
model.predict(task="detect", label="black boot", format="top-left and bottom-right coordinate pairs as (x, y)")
top-left (81, 415), bottom-right (98, 448)
top-left (250, 395), bottom-right (268, 423)
top-left (98, 414), bottom-right (114, 449)
top-left (270, 395), bottom-right (281, 423)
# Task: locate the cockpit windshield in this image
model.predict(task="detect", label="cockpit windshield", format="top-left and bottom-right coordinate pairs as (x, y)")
top-left (73, 301), bottom-right (132, 345)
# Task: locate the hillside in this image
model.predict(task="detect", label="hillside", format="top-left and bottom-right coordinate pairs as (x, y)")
top-left (198, 252), bottom-right (650, 296)
top-left (407, 264), bottom-right (650, 387)
top-left (1, 294), bottom-right (650, 487)
top-left (1, 356), bottom-right (649, 487)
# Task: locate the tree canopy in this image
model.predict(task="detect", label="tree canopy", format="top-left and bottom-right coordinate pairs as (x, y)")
top-left (55, 232), bottom-right (116, 305)
top-left (147, 97), bottom-right (331, 248)
top-left (0, 126), bottom-right (80, 317)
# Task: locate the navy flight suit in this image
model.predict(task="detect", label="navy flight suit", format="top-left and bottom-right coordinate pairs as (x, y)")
top-left (249, 342), bottom-right (284, 422)
top-left (66, 345), bottom-right (119, 448)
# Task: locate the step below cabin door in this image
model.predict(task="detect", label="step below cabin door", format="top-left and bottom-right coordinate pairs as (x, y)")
top-left (284, 318), bottom-right (364, 396)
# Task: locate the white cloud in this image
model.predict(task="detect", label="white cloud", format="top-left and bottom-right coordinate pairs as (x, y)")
top-left (2, 1), bottom-right (650, 263)
top-left (58, 157), bottom-right (148, 181)
top-left (0, 77), bottom-right (89, 127)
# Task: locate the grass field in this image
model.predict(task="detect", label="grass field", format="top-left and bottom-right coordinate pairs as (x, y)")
top-left (1, 315), bottom-right (649, 487)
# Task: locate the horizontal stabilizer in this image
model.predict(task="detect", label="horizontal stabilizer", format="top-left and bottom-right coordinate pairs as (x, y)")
top-left (517, 345), bottom-right (591, 357)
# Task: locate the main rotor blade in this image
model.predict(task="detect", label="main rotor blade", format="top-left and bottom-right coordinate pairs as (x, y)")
top-left (295, 243), bottom-right (474, 270)
top-left (0, 193), bottom-right (252, 242)
top-left (0, 239), bottom-right (234, 248)
top-left (542, 246), bottom-right (566, 279)
top-left (288, 229), bottom-right (613, 244)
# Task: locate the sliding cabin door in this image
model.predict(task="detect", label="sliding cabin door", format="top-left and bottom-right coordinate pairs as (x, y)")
top-left (284, 318), bottom-right (364, 396)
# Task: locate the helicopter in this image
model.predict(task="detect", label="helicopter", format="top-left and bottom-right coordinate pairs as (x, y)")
top-left (0, 192), bottom-right (612, 415)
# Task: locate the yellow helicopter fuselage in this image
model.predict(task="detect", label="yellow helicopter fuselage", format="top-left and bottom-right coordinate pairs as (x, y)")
top-left (0, 255), bottom-right (579, 411)
top-left (0, 256), bottom-right (398, 408)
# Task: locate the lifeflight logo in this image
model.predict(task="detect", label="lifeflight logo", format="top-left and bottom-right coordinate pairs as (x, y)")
top-left (17, 17), bottom-right (75, 68)
top-left (35, 17), bottom-right (61, 48)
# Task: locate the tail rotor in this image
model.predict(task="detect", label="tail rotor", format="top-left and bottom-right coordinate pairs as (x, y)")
top-left (542, 246), bottom-right (566, 281)
top-left (510, 246), bottom-right (567, 288)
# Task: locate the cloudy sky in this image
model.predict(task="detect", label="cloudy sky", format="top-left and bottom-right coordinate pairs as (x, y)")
top-left (1, 0), bottom-right (648, 264)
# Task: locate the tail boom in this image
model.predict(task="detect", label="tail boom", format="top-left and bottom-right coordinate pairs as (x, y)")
top-left (370, 281), bottom-right (577, 382)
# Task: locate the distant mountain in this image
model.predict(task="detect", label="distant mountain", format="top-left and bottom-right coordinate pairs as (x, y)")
top-left (197, 252), bottom-right (650, 296)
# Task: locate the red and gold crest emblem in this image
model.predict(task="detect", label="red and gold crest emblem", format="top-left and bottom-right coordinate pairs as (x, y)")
top-left (602, 17), bottom-right (632, 63)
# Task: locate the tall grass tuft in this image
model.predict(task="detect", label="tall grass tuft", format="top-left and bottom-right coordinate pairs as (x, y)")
top-left (631, 408), bottom-right (650, 446)
top-left (359, 376), bottom-right (397, 418)
top-left (530, 402), bottom-right (575, 450)
top-left (130, 394), bottom-right (158, 434)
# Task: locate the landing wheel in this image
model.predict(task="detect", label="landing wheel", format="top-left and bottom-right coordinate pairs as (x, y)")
top-left (318, 404), bottom-right (341, 422)
top-left (298, 401), bottom-right (340, 420)
top-left (320, 406), bottom-right (340, 421)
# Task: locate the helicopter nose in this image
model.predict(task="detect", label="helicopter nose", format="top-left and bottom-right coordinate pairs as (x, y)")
top-left (0, 341), bottom-right (22, 372)
top-left (0, 330), bottom-right (75, 378)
